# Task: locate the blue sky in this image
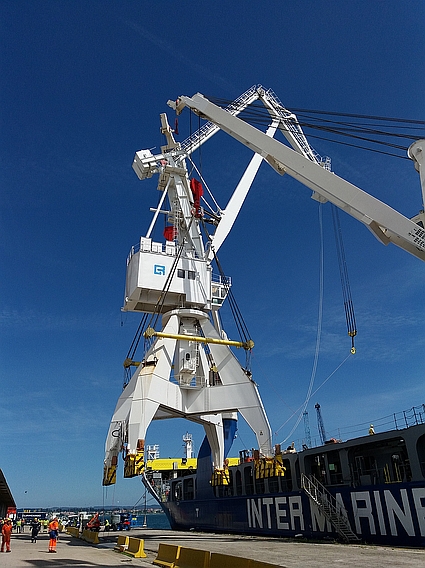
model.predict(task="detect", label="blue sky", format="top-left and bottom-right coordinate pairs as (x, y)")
top-left (1, 1), bottom-right (424, 509)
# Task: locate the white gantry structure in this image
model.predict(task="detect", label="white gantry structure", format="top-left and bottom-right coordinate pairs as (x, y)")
top-left (104, 86), bottom-right (425, 486)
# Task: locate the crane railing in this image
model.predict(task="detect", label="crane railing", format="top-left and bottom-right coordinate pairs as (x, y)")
top-left (261, 88), bottom-right (331, 170)
top-left (180, 85), bottom-right (261, 156)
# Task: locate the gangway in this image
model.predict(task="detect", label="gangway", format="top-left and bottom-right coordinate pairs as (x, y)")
top-left (301, 473), bottom-right (361, 543)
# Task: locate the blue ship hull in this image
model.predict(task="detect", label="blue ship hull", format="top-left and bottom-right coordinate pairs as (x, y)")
top-left (162, 481), bottom-right (425, 547)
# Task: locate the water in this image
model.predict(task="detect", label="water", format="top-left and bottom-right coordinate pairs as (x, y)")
top-left (132, 513), bottom-right (170, 530)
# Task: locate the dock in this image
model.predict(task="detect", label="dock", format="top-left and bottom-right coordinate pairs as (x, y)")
top-left (3, 527), bottom-right (425, 567)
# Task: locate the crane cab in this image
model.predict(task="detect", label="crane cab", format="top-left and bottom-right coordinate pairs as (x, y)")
top-left (123, 237), bottom-right (229, 313)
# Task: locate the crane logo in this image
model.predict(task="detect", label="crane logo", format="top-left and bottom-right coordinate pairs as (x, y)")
top-left (154, 265), bottom-right (166, 275)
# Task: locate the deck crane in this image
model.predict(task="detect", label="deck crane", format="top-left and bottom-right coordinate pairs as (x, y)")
top-left (105, 85), bottom-right (324, 487)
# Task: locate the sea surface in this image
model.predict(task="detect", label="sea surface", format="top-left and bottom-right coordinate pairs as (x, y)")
top-left (134, 513), bottom-right (170, 530)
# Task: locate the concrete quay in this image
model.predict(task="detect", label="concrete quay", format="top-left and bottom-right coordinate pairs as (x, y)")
top-left (2, 527), bottom-right (425, 567)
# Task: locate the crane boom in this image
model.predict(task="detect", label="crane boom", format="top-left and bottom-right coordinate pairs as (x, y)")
top-left (174, 92), bottom-right (425, 262)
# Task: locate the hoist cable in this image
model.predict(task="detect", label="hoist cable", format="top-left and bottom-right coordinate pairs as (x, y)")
top-left (148, 240), bottom-right (186, 331)
top-left (126, 312), bottom-right (149, 361)
top-left (211, 247), bottom-right (251, 344)
top-left (331, 205), bottom-right (357, 353)
top-left (280, 202), bottom-right (325, 445)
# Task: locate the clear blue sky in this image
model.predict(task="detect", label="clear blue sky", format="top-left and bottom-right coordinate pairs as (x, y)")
top-left (1, 1), bottom-right (424, 509)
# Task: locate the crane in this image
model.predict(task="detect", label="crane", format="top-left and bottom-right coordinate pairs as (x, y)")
top-left (315, 403), bottom-right (327, 445)
top-left (105, 87), bottom-right (301, 486)
top-left (104, 85), bottom-right (425, 488)
top-left (303, 410), bottom-right (311, 449)
top-left (172, 92), bottom-right (425, 262)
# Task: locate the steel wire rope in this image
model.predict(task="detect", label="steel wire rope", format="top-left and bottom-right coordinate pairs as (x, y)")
top-left (294, 114), bottom-right (424, 140)
top-left (237, 113), bottom-right (414, 159)
top-left (240, 112), bottom-right (414, 154)
top-left (211, 247), bottom-right (251, 344)
top-left (332, 205), bottom-right (357, 353)
top-left (273, 352), bottom-right (353, 438)
top-left (148, 239), bottom-right (187, 332)
top-left (206, 96), bottom-right (423, 158)
top-left (208, 95), bottom-right (425, 126)
top-left (199, 218), bottom-right (252, 368)
top-left (237, 104), bottom-right (424, 142)
top-left (124, 239), bottom-right (188, 375)
top-left (279, 203), bottom-right (325, 445)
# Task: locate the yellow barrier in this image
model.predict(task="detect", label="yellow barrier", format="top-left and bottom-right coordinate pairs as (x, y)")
top-left (114, 534), bottom-right (129, 552)
top-left (66, 526), bottom-right (80, 538)
top-left (154, 542), bottom-right (181, 567)
top-left (210, 552), bottom-right (252, 568)
top-left (174, 546), bottom-right (210, 568)
top-left (81, 529), bottom-right (100, 545)
top-left (123, 537), bottom-right (147, 558)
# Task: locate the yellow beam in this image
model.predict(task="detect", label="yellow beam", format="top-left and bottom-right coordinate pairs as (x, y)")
top-left (123, 358), bottom-right (141, 368)
top-left (145, 457), bottom-right (240, 472)
top-left (144, 326), bottom-right (254, 350)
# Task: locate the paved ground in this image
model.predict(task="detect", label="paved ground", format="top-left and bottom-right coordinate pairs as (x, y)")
top-left (1, 528), bottom-right (425, 567)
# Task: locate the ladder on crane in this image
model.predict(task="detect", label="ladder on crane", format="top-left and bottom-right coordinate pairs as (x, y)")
top-left (180, 85), bottom-right (261, 156)
top-left (301, 473), bottom-right (361, 543)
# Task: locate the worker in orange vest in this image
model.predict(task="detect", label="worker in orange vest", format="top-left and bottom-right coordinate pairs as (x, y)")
top-left (1, 518), bottom-right (13, 553)
top-left (48, 517), bottom-right (59, 553)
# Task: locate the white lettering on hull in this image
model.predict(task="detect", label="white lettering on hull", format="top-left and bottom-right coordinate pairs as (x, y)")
top-left (412, 488), bottom-right (425, 536)
top-left (385, 489), bottom-right (414, 536)
top-left (351, 491), bottom-right (376, 534)
top-left (245, 486), bottom-right (425, 539)
top-left (248, 496), bottom-right (304, 530)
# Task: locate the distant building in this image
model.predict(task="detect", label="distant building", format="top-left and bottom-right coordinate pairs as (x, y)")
top-left (0, 470), bottom-right (16, 518)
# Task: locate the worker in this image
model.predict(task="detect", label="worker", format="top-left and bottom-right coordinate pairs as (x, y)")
top-left (31, 518), bottom-right (41, 543)
top-left (1, 518), bottom-right (13, 553)
top-left (369, 424), bottom-right (375, 435)
top-left (104, 518), bottom-right (110, 531)
top-left (48, 517), bottom-right (59, 553)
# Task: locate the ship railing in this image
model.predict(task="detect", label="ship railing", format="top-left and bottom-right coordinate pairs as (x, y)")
top-left (312, 403), bottom-right (425, 445)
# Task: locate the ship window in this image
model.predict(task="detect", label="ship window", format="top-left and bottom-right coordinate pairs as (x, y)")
top-left (417, 434), bottom-right (425, 478)
top-left (349, 437), bottom-right (411, 485)
top-left (183, 478), bottom-right (194, 500)
top-left (280, 459), bottom-right (293, 492)
top-left (255, 476), bottom-right (265, 495)
top-left (173, 480), bottom-right (182, 501)
top-left (244, 466), bottom-right (254, 495)
top-left (177, 269), bottom-right (185, 278)
top-left (327, 450), bottom-right (343, 485)
top-left (187, 270), bottom-right (196, 280)
top-left (235, 470), bottom-right (243, 496)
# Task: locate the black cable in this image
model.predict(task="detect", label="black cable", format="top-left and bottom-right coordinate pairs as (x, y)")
top-left (199, 97), bottom-right (424, 158)
top-left (332, 205), bottom-right (357, 352)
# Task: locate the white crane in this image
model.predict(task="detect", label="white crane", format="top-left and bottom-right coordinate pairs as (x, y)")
top-left (172, 92), bottom-right (425, 261)
top-left (104, 86), bottom-right (425, 488)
